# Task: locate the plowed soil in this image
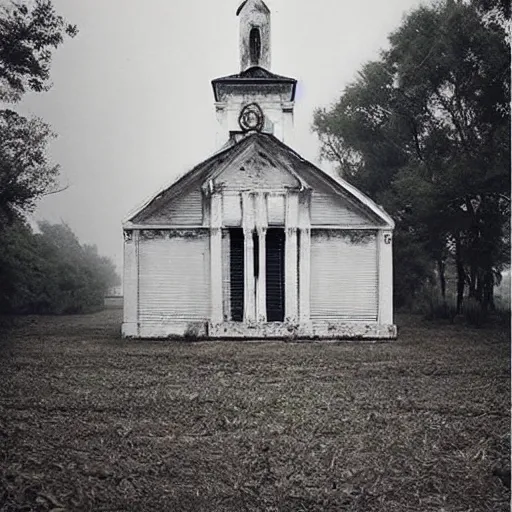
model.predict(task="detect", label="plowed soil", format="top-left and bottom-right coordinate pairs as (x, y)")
top-left (0, 310), bottom-right (510, 511)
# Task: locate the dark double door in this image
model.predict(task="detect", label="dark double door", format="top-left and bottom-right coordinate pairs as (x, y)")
top-left (229, 228), bottom-right (285, 322)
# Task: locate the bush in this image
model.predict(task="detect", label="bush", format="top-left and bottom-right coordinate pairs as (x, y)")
top-left (493, 304), bottom-right (511, 329)
top-left (418, 287), bottom-right (458, 322)
top-left (462, 298), bottom-right (488, 328)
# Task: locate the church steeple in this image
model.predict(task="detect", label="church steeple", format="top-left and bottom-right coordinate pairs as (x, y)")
top-left (211, 0), bottom-right (296, 147)
top-left (237, 0), bottom-right (271, 71)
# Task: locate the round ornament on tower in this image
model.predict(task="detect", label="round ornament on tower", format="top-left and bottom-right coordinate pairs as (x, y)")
top-left (238, 103), bottom-right (264, 132)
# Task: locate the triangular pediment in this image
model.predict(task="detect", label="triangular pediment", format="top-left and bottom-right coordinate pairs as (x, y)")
top-left (125, 133), bottom-right (394, 229)
top-left (206, 141), bottom-right (303, 191)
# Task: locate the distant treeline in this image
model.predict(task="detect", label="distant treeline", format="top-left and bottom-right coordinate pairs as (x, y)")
top-left (0, 220), bottom-right (120, 315)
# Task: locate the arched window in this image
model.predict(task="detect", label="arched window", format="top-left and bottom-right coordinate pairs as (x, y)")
top-left (249, 27), bottom-right (261, 66)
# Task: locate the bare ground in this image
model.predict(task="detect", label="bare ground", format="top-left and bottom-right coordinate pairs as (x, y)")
top-left (0, 310), bottom-right (510, 511)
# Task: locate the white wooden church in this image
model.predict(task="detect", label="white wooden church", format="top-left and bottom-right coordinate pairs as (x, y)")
top-left (122, 0), bottom-right (396, 340)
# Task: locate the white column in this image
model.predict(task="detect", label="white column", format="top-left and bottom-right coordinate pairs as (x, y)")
top-left (285, 227), bottom-right (298, 322)
top-left (244, 229), bottom-right (256, 322)
top-left (285, 193), bottom-right (299, 322)
top-left (282, 103), bottom-right (294, 147)
top-left (257, 227), bottom-right (267, 322)
top-left (122, 229), bottom-right (139, 337)
top-left (215, 102), bottom-right (227, 148)
top-left (210, 193), bottom-right (223, 324)
top-left (255, 193), bottom-right (268, 323)
top-left (242, 193), bottom-right (256, 323)
top-left (299, 228), bottom-right (311, 323)
top-left (378, 229), bottom-right (394, 325)
top-left (298, 191), bottom-right (311, 323)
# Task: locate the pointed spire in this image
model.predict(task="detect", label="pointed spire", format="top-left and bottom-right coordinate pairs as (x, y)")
top-left (237, 0), bottom-right (270, 16)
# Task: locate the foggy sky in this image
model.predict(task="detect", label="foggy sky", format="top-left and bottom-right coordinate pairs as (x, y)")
top-left (19, 0), bottom-right (430, 282)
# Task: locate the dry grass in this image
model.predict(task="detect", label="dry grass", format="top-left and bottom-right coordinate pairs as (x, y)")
top-left (0, 311), bottom-right (510, 511)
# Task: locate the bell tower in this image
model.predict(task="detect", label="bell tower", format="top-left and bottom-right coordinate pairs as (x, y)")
top-left (211, 0), bottom-right (297, 147)
top-left (237, 0), bottom-right (271, 71)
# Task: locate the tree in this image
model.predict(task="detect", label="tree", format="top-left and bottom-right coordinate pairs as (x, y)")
top-left (0, 110), bottom-right (60, 224)
top-left (0, 0), bottom-right (77, 102)
top-left (313, 0), bottom-right (510, 312)
top-left (0, 221), bottom-right (120, 314)
top-left (0, 0), bottom-right (77, 225)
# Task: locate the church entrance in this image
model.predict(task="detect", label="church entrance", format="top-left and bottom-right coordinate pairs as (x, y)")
top-left (228, 227), bottom-right (286, 323)
top-left (266, 228), bottom-right (285, 322)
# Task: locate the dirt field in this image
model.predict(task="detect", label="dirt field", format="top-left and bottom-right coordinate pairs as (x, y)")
top-left (0, 310), bottom-right (510, 511)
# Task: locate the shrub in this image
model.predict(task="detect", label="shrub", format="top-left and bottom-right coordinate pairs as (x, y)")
top-left (463, 298), bottom-right (488, 328)
top-left (420, 287), bottom-right (458, 322)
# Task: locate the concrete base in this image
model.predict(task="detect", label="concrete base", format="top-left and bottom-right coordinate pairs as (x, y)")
top-left (122, 321), bottom-right (208, 339)
top-left (209, 321), bottom-right (397, 340)
top-left (122, 320), bottom-right (397, 340)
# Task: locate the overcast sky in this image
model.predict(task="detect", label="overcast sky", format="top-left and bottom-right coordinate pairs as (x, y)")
top-left (19, 0), bottom-right (430, 279)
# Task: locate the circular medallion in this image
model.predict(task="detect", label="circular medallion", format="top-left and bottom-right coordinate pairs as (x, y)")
top-left (238, 103), bottom-right (264, 132)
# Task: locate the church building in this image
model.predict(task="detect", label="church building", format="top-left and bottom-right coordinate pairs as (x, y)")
top-left (122, 0), bottom-right (397, 340)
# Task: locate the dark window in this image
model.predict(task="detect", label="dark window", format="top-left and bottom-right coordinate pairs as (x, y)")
top-left (230, 229), bottom-right (244, 322)
top-left (253, 230), bottom-right (259, 278)
top-left (266, 228), bottom-right (285, 322)
top-left (249, 27), bottom-right (261, 66)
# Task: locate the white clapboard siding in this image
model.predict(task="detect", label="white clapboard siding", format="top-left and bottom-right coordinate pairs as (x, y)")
top-left (138, 235), bottom-right (210, 323)
top-left (310, 231), bottom-right (378, 321)
top-left (310, 192), bottom-right (371, 226)
top-left (147, 189), bottom-right (203, 225)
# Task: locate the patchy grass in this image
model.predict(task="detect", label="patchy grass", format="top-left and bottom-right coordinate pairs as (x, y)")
top-left (0, 311), bottom-right (509, 511)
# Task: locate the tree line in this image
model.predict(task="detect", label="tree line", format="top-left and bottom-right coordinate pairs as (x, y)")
top-left (313, 0), bottom-right (510, 316)
top-left (0, 0), bottom-right (119, 315)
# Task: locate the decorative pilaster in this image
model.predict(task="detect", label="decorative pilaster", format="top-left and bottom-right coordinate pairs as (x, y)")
top-left (282, 102), bottom-right (294, 147)
top-left (242, 193), bottom-right (256, 323)
top-left (285, 227), bottom-right (298, 322)
top-left (299, 228), bottom-right (311, 323)
top-left (255, 193), bottom-right (268, 323)
top-left (378, 229), bottom-right (394, 325)
top-left (122, 229), bottom-right (139, 337)
top-left (257, 227), bottom-right (267, 322)
top-left (210, 193), bottom-right (223, 324)
top-left (285, 193), bottom-right (299, 322)
top-left (298, 191), bottom-right (311, 323)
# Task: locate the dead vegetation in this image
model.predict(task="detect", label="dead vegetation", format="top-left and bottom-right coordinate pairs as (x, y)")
top-left (0, 311), bottom-right (509, 511)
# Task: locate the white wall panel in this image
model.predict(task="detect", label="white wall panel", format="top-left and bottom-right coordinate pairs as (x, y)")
top-left (310, 230), bottom-right (378, 321)
top-left (223, 193), bottom-right (242, 226)
top-left (267, 195), bottom-right (285, 225)
top-left (138, 233), bottom-right (210, 324)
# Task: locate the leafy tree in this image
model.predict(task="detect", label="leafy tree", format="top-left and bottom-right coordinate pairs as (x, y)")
top-left (0, 0), bottom-right (76, 224)
top-left (0, 110), bottom-right (59, 224)
top-left (0, 2), bottom-right (119, 316)
top-left (313, 0), bottom-right (510, 312)
top-left (0, 0), bottom-right (77, 102)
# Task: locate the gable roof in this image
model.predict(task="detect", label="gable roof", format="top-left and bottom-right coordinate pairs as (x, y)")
top-left (125, 133), bottom-right (394, 228)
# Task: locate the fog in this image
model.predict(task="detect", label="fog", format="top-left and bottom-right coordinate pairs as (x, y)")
top-left (19, 0), bottom-right (429, 283)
